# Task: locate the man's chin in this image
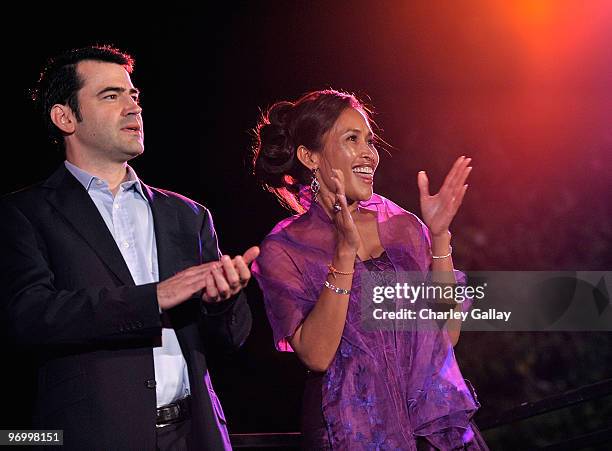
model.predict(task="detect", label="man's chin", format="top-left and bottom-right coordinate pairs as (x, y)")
top-left (123, 145), bottom-right (144, 160)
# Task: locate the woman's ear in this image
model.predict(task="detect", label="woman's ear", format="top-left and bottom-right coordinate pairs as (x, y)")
top-left (296, 145), bottom-right (320, 170)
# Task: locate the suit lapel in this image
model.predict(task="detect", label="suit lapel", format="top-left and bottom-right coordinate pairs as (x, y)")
top-left (43, 165), bottom-right (135, 286)
top-left (143, 183), bottom-right (200, 362)
top-left (141, 184), bottom-right (183, 281)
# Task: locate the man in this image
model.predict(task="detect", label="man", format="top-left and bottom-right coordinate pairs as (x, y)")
top-left (0, 45), bottom-right (258, 450)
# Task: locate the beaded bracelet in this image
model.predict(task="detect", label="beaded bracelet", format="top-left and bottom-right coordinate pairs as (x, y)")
top-left (324, 280), bottom-right (351, 296)
top-left (327, 264), bottom-right (355, 279)
top-left (432, 245), bottom-right (453, 260)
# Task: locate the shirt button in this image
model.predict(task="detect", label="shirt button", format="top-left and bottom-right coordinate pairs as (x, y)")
top-left (122, 241), bottom-right (130, 248)
top-left (114, 204), bottom-right (120, 210)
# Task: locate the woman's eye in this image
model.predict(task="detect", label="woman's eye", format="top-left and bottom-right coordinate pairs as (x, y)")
top-left (347, 135), bottom-right (357, 142)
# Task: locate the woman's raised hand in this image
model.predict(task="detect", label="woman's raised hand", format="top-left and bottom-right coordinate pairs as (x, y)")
top-left (319, 168), bottom-right (361, 253)
top-left (417, 156), bottom-right (472, 237)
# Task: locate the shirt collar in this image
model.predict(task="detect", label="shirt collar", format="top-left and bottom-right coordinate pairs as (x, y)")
top-left (64, 160), bottom-right (146, 199)
top-left (123, 165), bottom-right (147, 198)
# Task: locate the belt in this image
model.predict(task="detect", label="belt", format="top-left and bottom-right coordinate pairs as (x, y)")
top-left (156, 395), bottom-right (192, 427)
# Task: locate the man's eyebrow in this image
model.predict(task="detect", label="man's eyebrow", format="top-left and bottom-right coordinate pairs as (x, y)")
top-left (96, 87), bottom-right (140, 96)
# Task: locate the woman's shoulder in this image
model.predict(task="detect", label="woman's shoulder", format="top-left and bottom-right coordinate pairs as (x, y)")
top-left (254, 211), bottom-right (327, 280)
top-left (258, 212), bottom-right (313, 254)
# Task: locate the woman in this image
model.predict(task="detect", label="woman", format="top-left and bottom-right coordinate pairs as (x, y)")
top-left (251, 90), bottom-right (488, 450)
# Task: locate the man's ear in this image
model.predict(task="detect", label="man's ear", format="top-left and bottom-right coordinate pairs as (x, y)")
top-left (296, 145), bottom-right (320, 170)
top-left (50, 104), bottom-right (76, 135)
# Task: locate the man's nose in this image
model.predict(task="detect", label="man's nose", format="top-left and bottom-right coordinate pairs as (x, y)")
top-left (124, 98), bottom-right (142, 116)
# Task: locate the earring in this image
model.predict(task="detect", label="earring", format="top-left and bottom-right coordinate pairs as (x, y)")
top-left (310, 168), bottom-right (320, 203)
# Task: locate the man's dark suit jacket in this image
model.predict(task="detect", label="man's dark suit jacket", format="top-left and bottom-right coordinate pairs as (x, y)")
top-left (0, 165), bottom-right (251, 450)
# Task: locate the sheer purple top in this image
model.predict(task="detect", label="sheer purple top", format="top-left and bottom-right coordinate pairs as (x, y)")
top-left (252, 190), bottom-right (483, 450)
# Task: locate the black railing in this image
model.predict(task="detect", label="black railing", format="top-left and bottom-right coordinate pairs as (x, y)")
top-left (230, 432), bottom-right (300, 449)
top-left (228, 378), bottom-right (612, 449)
top-left (477, 378), bottom-right (612, 430)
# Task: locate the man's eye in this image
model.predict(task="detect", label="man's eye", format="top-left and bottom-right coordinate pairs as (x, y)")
top-left (347, 135), bottom-right (357, 142)
top-left (131, 96), bottom-right (140, 103)
top-left (104, 94), bottom-right (117, 100)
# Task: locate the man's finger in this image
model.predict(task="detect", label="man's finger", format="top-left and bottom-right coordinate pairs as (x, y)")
top-left (220, 255), bottom-right (240, 289)
top-left (242, 246), bottom-right (260, 265)
top-left (204, 272), bottom-right (219, 302)
top-left (212, 267), bottom-right (231, 300)
top-left (233, 255), bottom-right (251, 286)
top-left (180, 262), bottom-right (218, 280)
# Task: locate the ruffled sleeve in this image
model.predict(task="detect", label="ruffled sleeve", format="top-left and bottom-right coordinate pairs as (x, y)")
top-left (251, 236), bottom-right (316, 352)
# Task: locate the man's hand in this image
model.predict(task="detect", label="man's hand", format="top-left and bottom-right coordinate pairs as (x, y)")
top-left (157, 261), bottom-right (220, 310)
top-left (156, 246), bottom-right (260, 310)
top-left (203, 246), bottom-right (260, 303)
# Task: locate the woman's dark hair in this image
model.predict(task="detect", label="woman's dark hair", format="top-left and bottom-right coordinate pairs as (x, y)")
top-left (253, 89), bottom-right (373, 213)
top-left (32, 45), bottom-right (135, 146)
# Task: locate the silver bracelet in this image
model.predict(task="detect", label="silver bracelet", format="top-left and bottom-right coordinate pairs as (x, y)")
top-left (432, 245), bottom-right (453, 259)
top-left (324, 280), bottom-right (351, 296)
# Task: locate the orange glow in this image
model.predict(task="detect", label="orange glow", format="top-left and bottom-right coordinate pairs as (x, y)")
top-left (493, 1), bottom-right (612, 85)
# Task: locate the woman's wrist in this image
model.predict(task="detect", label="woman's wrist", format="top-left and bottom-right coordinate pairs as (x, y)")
top-left (334, 245), bottom-right (357, 270)
top-left (431, 230), bottom-right (452, 258)
top-left (431, 229), bottom-right (451, 242)
top-left (431, 229), bottom-right (451, 245)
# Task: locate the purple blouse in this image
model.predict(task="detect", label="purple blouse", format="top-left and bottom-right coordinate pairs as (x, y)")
top-left (252, 190), bottom-right (485, 450)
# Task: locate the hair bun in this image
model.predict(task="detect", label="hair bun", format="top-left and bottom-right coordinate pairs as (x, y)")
top-left (253, 90), bottom-right (367, 212)
top-left (254, 102), bottom-right (297, 187)
top-left (267, 101), bottom-right (293, 128)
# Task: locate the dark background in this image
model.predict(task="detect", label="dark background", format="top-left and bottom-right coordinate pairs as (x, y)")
top-left (3, 2), bottom-right (611, 449)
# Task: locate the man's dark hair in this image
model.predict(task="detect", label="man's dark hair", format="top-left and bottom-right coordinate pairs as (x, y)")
top-left (32, 45), bottom-right (135, 146)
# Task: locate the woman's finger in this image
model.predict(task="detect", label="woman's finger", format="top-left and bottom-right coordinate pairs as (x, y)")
top-left (453, 184), bottom-right (469, 210)
top-left (442, 156), bottom-right (469, 194)
top-left (448, 165), bottom-right (471, 200)
top-left (332, 169), bottom-right (346, 195)
top-left (440, 156), bottom-right (464, 189)
top-left (447, 157), bottom-right (471, 192)
top-left (339, 195), bottom-right (353, 225)
top-left (456, 166), bottom-right (472, 193)
top-left (328, 172), bottom-right (345, 216)
top-left (321, 189), bottom-right (335, 212)
top-left (417, 171), bottom-right (430, 200)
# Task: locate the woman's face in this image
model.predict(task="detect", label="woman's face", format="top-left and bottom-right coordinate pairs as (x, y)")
top-left (317, 107), bottom-right (379, 203)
